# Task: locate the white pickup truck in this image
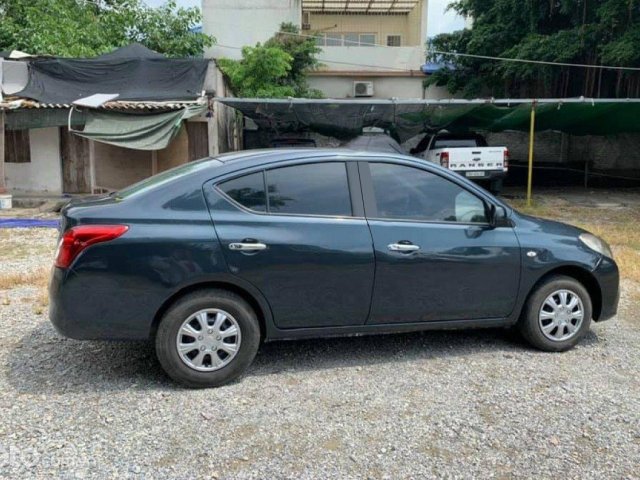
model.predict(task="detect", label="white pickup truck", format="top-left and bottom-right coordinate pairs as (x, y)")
top-left (411, 133), bottom-right (509, 193)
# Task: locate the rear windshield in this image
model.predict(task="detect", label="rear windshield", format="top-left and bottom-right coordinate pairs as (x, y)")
top-left (115, 158), bottom-right (221, 199)
top-left (432, 137), bottom-right (487, 149)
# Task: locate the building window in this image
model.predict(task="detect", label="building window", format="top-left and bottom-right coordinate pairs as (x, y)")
top-left (314, 33), bottom-right (377, 47)
top-left (387, 35), bottom-right (402, 47)
top-left (5, 130), bottom-right (31, 163)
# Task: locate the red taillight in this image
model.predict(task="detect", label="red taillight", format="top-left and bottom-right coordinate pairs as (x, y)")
top-left (55, 225), bottom-right (128, 269)
top-left (440, 151), bottom-right (450, 168)
top-left (503, 149), bottom-right (510, 170)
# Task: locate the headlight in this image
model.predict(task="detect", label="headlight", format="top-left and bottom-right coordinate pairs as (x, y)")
top-left (579, 233), bottom-right (613, 259)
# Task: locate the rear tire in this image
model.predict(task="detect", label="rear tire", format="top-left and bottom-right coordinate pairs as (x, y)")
top-left (155, 289), bottom-right (260, 388)
top-left (517, 275), bottom-right (592, 352)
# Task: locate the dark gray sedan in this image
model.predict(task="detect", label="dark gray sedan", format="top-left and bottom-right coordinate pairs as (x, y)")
top-left (49, 149), bottom-right (619, 387)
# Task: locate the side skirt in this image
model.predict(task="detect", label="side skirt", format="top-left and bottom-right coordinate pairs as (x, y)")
top-left (264, 317), bottom-right (516, 342)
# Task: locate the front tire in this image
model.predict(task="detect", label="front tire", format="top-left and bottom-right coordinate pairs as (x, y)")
top-left (517, 275), bottom-right (592, 352)
top-left (155, 289), bottom-right (260, 388)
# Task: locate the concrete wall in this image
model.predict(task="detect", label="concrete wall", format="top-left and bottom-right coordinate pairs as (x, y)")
top-left (5, 127), bottom-right (62, 193)
top-left (157, 126), bottom-right (189, 172)
top-left (203, 0), bottom-right (302, 60)
top-left (307, 75), bottom-right (452, 99)
top-left (316, 45), bottom-right (424, 73)
top-left (485, 130), bottom-right (640, 170)
top-left (308, 74), bottom-right (425, 98)
top-left (93, 142), bottom-right (152, 191)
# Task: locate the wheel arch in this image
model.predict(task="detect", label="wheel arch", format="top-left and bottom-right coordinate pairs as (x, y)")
top-left (150, 279), bottom-right (272, 341)
top-left (527, 265), bottom-right (602, 320)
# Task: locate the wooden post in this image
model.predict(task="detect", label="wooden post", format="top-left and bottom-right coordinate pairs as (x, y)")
top-left (88, 140), bottom-right (96, 194)
top-left (526, 103), bottom-right (536, 207)
top-left (151, 150), bottom-right (158, 175)
top-left (0, 111), bottom-right (5, 193)
top-left (208, 102), bottom-right (219, 156)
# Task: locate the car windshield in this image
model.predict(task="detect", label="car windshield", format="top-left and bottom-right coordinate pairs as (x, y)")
top-left (115, 158), bottom-right (221, 199)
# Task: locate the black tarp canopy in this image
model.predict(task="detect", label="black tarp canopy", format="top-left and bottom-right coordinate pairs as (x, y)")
top-left (219, 98), bottom-right (640, 141)
top-left (17, 44), bottom-right (208, 104)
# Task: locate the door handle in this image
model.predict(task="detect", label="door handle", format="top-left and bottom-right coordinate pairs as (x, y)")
top-left (388, 242), bottom-right (420, 252)
top-left (229, 242), bottom-right (267, 251)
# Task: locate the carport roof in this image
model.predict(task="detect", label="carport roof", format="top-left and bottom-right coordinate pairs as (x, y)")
top-left (302, 0), bottom-right (420, 13)
top-left (218, 97), bottom-right (640, 141)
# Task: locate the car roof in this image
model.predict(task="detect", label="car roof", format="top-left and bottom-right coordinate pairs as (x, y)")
top-left (212, 148), bottom-right (413, 168)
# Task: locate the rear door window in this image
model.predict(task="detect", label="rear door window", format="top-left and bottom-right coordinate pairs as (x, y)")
top-left (266, 163), bottom-right (352, 216)
top-left (218, 171), bottom-right (267, 212)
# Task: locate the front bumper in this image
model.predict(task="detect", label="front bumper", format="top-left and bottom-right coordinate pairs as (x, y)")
top-left (593, 256), bottom-right (620, 322)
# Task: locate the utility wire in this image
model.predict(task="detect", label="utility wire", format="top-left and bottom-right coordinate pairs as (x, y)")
top-left (429, 50), bottom-right (640, 72)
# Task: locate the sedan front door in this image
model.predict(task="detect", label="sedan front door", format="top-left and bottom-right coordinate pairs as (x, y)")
top-left (360, 161), bottom-right (521, 324)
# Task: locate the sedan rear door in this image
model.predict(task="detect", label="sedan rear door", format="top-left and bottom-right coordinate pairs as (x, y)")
top-left (206, 160), bottom-right (375, 329)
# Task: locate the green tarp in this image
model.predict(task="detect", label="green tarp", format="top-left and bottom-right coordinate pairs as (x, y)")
top-left (70, 104), bottom-right (206, 150)
top-left (220, 99), bottom-right (640, 141)
top-left (5, 108), bottom-right (86, 130)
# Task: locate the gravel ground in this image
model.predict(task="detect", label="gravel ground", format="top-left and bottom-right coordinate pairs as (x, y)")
top-left (1, 228), bottom-right (639, 479)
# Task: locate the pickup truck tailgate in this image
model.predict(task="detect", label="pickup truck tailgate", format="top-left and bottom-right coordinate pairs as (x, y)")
top-left (446, 147), bottom-right (506, 171)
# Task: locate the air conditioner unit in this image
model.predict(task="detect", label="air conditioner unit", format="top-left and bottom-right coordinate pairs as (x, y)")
top-left (353, 81), bottom-right (374, 97)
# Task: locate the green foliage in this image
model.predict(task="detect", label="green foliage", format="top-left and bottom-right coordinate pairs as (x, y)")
top-left (219, 23), bottom-right (323, 98)
top-left (0, 0), bottom-right (214, 57)
top-left (218, 46), bottom-right (296, 98)
top-left (426, 0), bottom-right (640, 98)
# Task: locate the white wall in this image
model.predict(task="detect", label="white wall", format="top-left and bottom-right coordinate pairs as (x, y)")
top-left (203, 0), bottom-right (302, 60)
top-left (317, 45), bottom-right (425, 73)
top-left (5, 127), bottom-right (62, 193)
top-left (307, 75), bottom-right (425, 99)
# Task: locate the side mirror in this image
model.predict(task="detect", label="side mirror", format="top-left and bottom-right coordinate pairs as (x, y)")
top-left (488, 204), bottom-right (507, 228)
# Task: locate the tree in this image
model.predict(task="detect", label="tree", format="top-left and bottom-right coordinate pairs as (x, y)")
top-left (218, 23), bottom-right (323, 98)
top-left (425, 0), bottom-right (640, 98)
top-left (0, 0), bottom-right (214, 57)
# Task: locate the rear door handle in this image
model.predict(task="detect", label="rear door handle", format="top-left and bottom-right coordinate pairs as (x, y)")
top-left (388, 242), bottom-right (420, 252)
top-left (229, 242), bottom-right (267, 251)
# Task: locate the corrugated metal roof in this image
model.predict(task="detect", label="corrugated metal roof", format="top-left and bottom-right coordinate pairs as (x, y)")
top-left (302, 0), bottom-right (420, 13)
top-left (0, 98), bottom-right (206, 112)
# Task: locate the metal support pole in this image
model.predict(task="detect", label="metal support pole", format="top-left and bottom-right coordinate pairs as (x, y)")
top-left (0, 111), bottom-right (5, 193)
top-left (0, 110), bottom-right (7, 193)
top-left (526, 103), bottom-right (536, 206)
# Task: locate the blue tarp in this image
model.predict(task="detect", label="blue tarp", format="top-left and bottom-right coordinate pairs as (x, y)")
top-left (0, 218), bottom-right (59, 229)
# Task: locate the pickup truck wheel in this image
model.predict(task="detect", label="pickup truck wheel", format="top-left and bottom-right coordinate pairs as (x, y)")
top-left (517, 275), bottom-right (592, 352)
top-left (155, 289), bottom-right (260, 388)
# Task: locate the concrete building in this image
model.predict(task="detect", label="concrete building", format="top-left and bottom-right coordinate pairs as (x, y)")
top-left (203, 0), bottom-right (442, 99)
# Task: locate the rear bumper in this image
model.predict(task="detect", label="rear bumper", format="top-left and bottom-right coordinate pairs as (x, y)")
top-left (48, 266), bottom-right (154, 340)
top-left (593, 256), bottom-right (619, 322)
